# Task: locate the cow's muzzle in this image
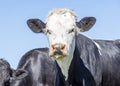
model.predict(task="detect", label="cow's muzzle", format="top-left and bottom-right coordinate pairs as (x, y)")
top-left (50, 43), bottom-right (67, 58)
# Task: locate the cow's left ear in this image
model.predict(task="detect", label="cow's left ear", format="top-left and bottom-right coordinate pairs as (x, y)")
top-left (27, 19), bottom-right (46, 33)
top-left (76, 17), bottom-right (96, 32)
top-left (12, 69), bottom-right (28, 80)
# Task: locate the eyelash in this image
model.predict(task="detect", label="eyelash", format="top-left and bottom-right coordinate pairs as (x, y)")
top-left (46, 29), bottom-right (75, 34)
top-left (46, 29), bottom-right (52, 34)
top-left (68, 29), bottom-right (75, 33)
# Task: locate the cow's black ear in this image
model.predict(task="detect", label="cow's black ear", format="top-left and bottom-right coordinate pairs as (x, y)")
top-left (76, 17), bottom-right (96, 32)
top-left (27, 19), bottom-right (46, 33)
top-left (12, 69), bottom-right (28, 80)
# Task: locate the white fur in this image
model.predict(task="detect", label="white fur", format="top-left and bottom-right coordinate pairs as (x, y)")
top-left (46, 9), bottom-right (77, 55)
top-left (87, 36), bottom-right (102, 56)
top-left (92, 40), bottom-right (102, 55)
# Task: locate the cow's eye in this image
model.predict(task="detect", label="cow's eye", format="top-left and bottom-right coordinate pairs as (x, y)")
top-left (46, 29), bottom-right (52, 35)
top-left (68, 29), bottom-right (75, 33)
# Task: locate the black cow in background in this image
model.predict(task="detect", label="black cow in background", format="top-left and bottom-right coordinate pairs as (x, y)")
top-left (10, 48), bottom-right (58, 86)
top-left (0, 59), bottom-right (28, 86)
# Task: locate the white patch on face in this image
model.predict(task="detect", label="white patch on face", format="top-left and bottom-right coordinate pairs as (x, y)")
top-left (46, 11), bottom-right (77, 57)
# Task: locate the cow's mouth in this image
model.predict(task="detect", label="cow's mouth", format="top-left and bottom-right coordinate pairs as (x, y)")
top-left (54, 51), bottom-right (63, 55)
top-left (50, 51), bottom-right (67, 60)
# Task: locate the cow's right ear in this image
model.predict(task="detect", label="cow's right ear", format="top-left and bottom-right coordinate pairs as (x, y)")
top-left (27, 19), bottom-right (46, 33)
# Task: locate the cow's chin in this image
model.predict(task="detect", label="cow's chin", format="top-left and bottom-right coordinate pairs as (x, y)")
top-left (50, 54), bottom-right (67, 61)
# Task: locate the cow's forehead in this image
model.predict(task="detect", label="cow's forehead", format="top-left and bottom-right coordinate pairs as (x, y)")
top-left (46, 9), bottom-right (77, 31)
top-left (47, 14), bottom-right (76, 24)
top-left (46, 9), bottom-right (77, 20)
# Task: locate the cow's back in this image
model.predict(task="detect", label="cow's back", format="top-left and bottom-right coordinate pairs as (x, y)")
top-left (76, 34), bottom-right (120, 86)
top-left (94, 40), bottom-right (120, 86)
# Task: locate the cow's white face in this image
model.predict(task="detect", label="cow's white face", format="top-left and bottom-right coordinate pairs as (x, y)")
top-left (27, 8), bottom-right (96, 78)
top-left (45, 12), bottom-right (77, 59)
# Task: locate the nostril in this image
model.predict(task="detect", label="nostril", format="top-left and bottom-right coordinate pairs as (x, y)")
top-left (51, 44), bottom-right (66, 51)
top-left (61, 44), bottom-right (66, 50)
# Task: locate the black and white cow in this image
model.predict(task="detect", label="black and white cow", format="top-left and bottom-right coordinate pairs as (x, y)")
top-left (27, 8), bottom-right (120, 86)
top-left (0, 59), bottom-right (28, 86)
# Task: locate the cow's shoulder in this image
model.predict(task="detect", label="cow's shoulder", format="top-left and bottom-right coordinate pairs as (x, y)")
top-left (76, 34), bottom-right (98, 50)
top-left (77, 34), bottom-right (92, 42)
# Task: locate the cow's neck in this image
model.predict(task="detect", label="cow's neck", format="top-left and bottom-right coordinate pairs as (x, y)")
top-left (68, 35), bottom-right (83, 85)
top-left (66, 45), bottom-right (87, 85)
top-left (55, 37), bottom-right (76, 80)
top-left (56, 53), bottom-right (73, 80)
top-left (55, 46), bottom-right (83, 85)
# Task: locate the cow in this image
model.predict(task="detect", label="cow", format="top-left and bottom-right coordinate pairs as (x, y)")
top-left (27, 8), bottom-right (120, 86)
top-left (10, 48), bottom-right (58, 86)
top-left (0, 59), bottom-right (28, 86)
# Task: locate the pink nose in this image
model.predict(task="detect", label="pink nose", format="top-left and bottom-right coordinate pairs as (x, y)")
top-left (51, 43), bottom-right (66, 54)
